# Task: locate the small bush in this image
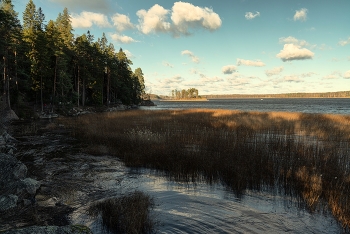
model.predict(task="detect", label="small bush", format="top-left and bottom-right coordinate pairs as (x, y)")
top-left (88, 191), bottom-right (156, 234)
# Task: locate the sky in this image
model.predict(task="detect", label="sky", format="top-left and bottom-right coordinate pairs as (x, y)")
top-left (12, 0), bottom-right (350, 95)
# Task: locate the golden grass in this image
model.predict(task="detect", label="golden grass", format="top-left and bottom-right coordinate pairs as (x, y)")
top-left (61, 109), bottom-right (350, 229)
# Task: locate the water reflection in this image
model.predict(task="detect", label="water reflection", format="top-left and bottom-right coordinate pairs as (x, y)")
top-left (135, 169), bottom-right (341, 233)
top-left (78, 164), bottom-right (341, 234)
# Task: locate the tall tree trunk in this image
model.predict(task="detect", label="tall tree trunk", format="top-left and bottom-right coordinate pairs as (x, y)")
top-left (53, 56), bottom-right (57, 108)
top-left (3, 53), bottom-right (11, 109)
top-left (40, 75), bottom-right (43, 112)
top-left (77, 65), bottom-right (80, 107)
top-left (14, 50), bottom-right (18, 90)
top-left (82, 72), bottom-right (85, 107)
top-left (107, 67), bottom-right (110, 106)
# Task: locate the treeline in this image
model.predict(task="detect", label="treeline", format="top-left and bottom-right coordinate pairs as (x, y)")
top-left (171, 88), bottom-right (200, 99)
top-left (0, 0), bottom-right (146, 114)
top-left (204, 91), bottom-right (350, 99)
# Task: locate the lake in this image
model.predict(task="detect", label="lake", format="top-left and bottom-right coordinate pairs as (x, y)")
top-left (142, 98), bottom-right (350, 115)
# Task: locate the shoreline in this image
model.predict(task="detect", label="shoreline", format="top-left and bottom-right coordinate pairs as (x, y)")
top-left (157, 98), bottom-right (209, 102)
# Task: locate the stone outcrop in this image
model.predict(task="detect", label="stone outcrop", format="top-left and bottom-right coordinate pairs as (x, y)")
top-left (0, 153), bottom-right (40, 211)
top-left (2, 225), bottom-right (92, 234)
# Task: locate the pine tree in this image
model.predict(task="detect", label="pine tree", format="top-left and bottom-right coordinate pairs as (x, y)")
top-left (1, 0), bottom-right (22, 109)
top-left (54, 7), bottom-right (74, 105)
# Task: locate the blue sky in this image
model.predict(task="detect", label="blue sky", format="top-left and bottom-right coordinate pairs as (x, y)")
top-left (13, 0), bottom-right (350, 95)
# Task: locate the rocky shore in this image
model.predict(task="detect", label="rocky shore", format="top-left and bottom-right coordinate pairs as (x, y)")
top-left (0, 108), bottom-right (93, 234)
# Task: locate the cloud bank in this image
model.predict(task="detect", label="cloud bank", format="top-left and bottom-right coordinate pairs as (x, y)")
top-left (265, 66), bottom-right (283, 76)
top-left (137, 2), bottom-right (222, 36)
top-left (294, 8), bottom-right (308, 22)
top-left (284, 75), bottom-right (303, 83)
top-left (343, 70), bottom-right (350, 79)
top-left (237, 59), bottom-right (265, 67)
top-left (245, 11), bottom-right (260, 20)
top-left (222, 65), bottom-right (237, 74)
top-left (279, 36), bottom-right (309, 47)
top-left (136, 4), bottom-right (171, 34)
top-left (71, 11), bottom-right (111, 28)
top-left (338, 37), bottom-right (350, 46)
top-left (276, 44), bottom-right (314, 62)
top-left (110, 33), bottom-right (137, 44)
top-left (112, 13), bottom-right (134, 31)
top-left (181, 50), bottom-right (199, 63)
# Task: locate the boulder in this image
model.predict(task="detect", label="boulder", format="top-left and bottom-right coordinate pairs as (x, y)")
top-left (0, 194), bottom-right (18, 211)
top-left (20, 178), bottom-right (41, 195)
top-left (0, 153), bottom-right (40, 210)
top-left (1, 109), bottom-right (19, 123)
top-left (0, 153), bottom-right (28, 186)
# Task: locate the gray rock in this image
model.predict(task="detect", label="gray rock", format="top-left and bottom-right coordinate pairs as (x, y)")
top-left (0, 194), bottom-right (18, 211)
top-left (1, 109), bottom-right (19, 123)
top-left (13, 163), bottom-right (28, 180)
top-left (20, 178), bottom-right (41, 195)
top-left (0, 153), bottom-right (28, 183)
top-left (2, 225), bottom-right (93, 234)
top-left (22, 198), bottom-right (32, 206)
top-left (0, 153), bottom-right (28, 184)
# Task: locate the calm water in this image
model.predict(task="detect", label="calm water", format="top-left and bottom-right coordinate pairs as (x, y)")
top-left (143, 98), bottom-right (350, 115)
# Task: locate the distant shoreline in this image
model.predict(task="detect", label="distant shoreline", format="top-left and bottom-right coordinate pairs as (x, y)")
top-left (158, 98), bottom-right (209, 102)
top-left (205, 97), bottom-right (350, 99)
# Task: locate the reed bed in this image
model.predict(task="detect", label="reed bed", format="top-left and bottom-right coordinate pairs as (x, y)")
top-left (88, 191), bottom-right (155, 234)
top-left (61, 109), bottom-right (350, 230)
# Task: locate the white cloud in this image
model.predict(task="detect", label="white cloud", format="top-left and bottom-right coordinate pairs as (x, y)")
top-left (181, 50), bottom-right (199, 63)
top-left (136, 2), bottom-right (222, 36)
top-left (163, 61), bottom-right (174, 68)
top-left (301, 72), bottom-right (317, 77)
top-left (265, 66), bottom-right (283, 76)
top-left (323, 71), bottom-right (341, 79)
top-left (284, 75), bottom-right (303, 82)
top-left (136, 4), bottom-right (171, 34)
top-left (110, 33), bottom-right (137, 44)
top-left (71, 11), bottom-right (111, 28)
top-left (276, 44), bottom-right (314, 62)
top-left (245, 11), bottom-right (260, 20)
top-left (111, 13), bottom-right (134, 31)
top-left (237, 59), bottom-right (265, 67)
top-left (124, 50), bottom-right (134, 58)
top-left (338, 37), bottom-right (350, 46)
top-left (162, 75), bottom-right (184, 85)
top-left (344, 70), bottom-right (350, 79)
top-left (171, 2), bottom-right (222, 35)
top-left (222, 65), bottom-right (237, 74)
top-left (294, 8), bottom-right (308, 22)
top-left (323, 75), bottom-right (338, 79)
top-left (279, 36), bottom-right (309, 47)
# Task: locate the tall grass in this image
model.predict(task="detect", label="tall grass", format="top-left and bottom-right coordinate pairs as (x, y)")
top-left (88, 191), bottom-right (156, 234)
top-left (61, 109), bottom-right (350, 229)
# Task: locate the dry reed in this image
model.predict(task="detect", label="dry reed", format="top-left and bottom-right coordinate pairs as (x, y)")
top-left (61, 109), bottom-right (350, 230)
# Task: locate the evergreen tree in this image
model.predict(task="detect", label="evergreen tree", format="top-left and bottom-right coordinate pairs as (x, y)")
top-left (0, 0), bottom-right (22, 109)
top-left (116, 48), bottom-right (133, 104)
top-left (54, 7), bottom-right (74, 105)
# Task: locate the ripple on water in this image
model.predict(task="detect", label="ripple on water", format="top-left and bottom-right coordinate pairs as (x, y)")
top-left (69, 158), bottom-right (341, 234)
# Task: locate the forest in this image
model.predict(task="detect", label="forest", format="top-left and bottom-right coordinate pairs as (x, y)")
top-left (0, 0), bottom-right (146, 117)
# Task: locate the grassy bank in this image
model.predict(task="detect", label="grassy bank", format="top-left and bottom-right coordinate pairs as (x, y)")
top-left (61, 109), bottom-right (350, 229)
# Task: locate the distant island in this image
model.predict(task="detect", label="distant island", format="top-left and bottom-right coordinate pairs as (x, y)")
top-left (150, 90), bottom-right (350, 100)
top-left (152, 88), bottom-right (208, 101)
